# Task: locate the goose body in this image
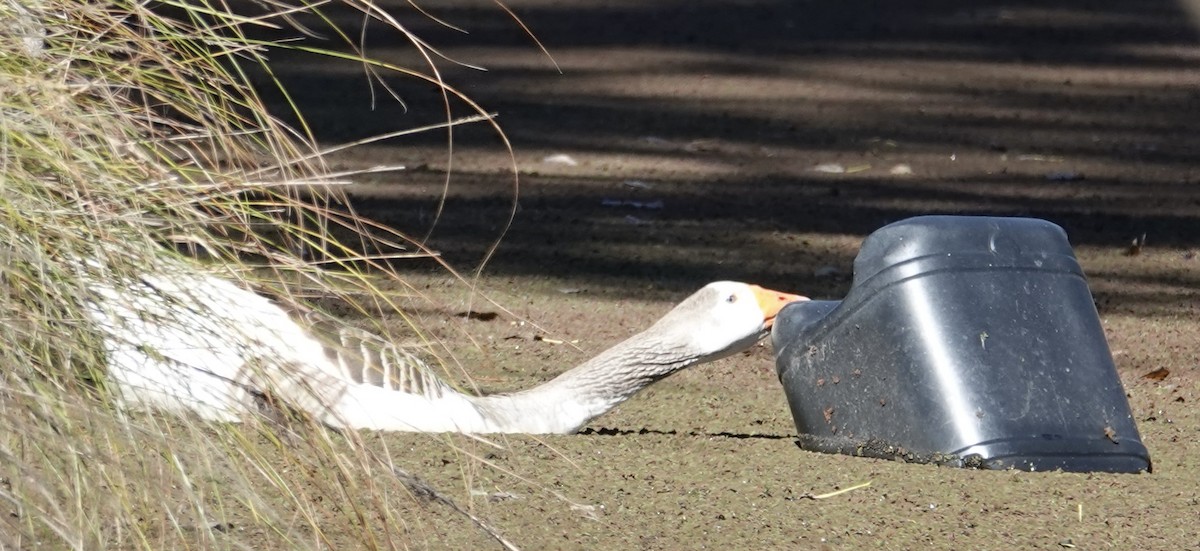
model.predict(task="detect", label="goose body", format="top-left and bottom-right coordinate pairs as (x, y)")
top-left (88, 268), bottom-right (804, 434)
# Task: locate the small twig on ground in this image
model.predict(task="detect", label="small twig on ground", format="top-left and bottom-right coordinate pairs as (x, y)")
top-left (798, 480), bottom-right (872, 500)
top-left (393, 467), bottom-right (522, 551)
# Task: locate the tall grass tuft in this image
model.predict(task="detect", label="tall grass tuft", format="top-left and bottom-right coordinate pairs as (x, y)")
top-left (0, 0), bottom-right (507, 547)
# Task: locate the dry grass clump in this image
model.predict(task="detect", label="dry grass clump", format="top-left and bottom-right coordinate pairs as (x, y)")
top-left (0, 0), bottom-right (504, 547)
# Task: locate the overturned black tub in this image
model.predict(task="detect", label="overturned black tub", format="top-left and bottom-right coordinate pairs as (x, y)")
top-left (773, 216), bottom-right (1151, 473)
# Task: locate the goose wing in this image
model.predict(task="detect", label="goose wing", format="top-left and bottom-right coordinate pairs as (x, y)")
top-left (295, 309), bottom-right (457, 400)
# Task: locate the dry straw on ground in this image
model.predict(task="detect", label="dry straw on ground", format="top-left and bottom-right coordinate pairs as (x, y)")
top-left (0, 0), bottom-right (509, 547)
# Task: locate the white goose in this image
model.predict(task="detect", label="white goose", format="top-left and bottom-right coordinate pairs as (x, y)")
top-left (87, 266), bottom-right (805, 434)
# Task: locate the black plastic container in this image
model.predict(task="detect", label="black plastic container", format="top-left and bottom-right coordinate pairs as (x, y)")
top-left (773, 216), bottom-right (1151, 473)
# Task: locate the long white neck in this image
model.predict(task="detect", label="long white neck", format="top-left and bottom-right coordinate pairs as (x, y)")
top-left (475, 332), bottom-right (699, 433)
top-left (322, 329), bottom-right (700, 434)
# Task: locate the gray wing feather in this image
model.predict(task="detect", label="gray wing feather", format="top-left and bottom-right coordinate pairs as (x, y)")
top-left (290, 306), bottom-right (455, 400)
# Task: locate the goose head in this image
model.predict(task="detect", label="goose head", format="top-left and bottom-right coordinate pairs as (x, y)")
top-left (647, 281), bottom-right (808, 364)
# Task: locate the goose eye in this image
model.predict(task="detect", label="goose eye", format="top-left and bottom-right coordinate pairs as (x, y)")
top-left (725, 294), bottom-right (738, 304)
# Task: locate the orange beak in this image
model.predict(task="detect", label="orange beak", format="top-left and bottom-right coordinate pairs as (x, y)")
top-left (751, 285), bottom-right (809, 329)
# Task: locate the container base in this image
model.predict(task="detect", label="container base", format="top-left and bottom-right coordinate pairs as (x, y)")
top-left (773, 216), bottom-right (1151, 474)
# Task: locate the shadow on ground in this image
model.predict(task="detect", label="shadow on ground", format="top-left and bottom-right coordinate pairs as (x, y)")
top-left (242, 0), bottom-right (1200, 304)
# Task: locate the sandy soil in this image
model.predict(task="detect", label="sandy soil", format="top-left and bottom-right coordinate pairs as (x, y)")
top-left (251, 0), bottom-right (1200, 548)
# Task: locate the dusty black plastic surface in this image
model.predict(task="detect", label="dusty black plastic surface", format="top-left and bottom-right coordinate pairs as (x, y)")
top-left (773, 216), bottom-right (1151, 473)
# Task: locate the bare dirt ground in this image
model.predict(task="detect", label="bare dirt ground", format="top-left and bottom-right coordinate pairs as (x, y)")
top-left (254, 0), bottom-right (1200, 548)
